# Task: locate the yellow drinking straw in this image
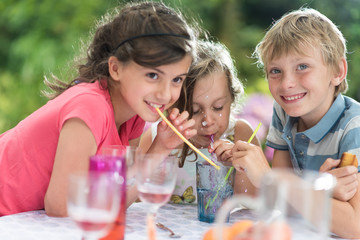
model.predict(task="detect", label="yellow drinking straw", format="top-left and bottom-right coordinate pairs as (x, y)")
top-left (205, 122), bottom-right (262, 210)
top-left (155, 107), bottom-right (220, 170)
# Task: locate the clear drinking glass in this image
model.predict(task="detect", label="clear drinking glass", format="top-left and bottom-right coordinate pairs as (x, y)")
top-left (214, 169), bottom-right (336, 240)
top-left (136, 154), bottom-right (178, 239)
top-left (124, 146), bottom-right (140, 188)
top-left (196, 161), bottom-right (235, 223)
top-left (101, 145), bottom-right (139, 189)
top-left (67, 171), bottom-right (121, 240)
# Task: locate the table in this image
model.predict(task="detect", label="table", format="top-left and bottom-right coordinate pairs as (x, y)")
top-left (0, 202), bottom-right (352, 240)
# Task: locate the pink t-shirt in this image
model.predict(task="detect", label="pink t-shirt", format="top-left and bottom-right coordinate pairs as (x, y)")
top-left (0, 81), bottom-right (145, 216)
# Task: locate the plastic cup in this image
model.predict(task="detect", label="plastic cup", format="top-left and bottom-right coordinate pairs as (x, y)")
top-left (196, 161), bottom-right (235, 223)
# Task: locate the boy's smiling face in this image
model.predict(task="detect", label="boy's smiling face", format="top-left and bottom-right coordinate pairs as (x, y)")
top-left (266, 45), bottom-right (342, 130)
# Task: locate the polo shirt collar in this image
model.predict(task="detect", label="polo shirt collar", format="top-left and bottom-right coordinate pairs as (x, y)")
top-left (285, 94), bottom-right (346, 144)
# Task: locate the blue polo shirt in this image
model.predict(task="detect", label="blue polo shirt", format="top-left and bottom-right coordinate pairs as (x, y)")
top-left (266, 94), bottom-right (360, 172)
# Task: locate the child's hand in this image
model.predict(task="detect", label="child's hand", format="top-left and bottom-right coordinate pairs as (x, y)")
top-left (155, 108), bottom-right (197, 151)
top-left (208, 139), bottom-right (234, 165)
top-left (320, 158), bottom-right (359, 201)
top-left (232, 140), bottom-right (271, 188)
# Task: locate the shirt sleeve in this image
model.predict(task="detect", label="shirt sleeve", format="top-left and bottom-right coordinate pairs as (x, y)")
top-left (338, 115), bottom-right (360, 171)
top-left (266, 102), bottom-right (289, 150)
top-left (58, 93), bottom-right (112, 145)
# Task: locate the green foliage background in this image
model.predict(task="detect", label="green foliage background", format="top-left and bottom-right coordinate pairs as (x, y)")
top-left (1, 0), bottom-right (360, 133)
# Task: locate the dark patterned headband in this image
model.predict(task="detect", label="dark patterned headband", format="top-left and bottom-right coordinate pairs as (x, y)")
top-left (115, 33), bottom-right (190, 51)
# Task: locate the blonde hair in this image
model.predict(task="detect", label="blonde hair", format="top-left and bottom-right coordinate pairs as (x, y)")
top-left (175, 40), bottom-right (244, 116)
top-left (253, 8), bottom-right (348, 95)
top-left (174, 39), bottom-right (244, 167)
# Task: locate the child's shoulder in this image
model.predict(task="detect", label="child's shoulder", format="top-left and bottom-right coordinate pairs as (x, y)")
top-left (233, 118), bottom-right (259, 143)
top-left (58, 81), bottom-right (108, 100)
top-left (328, 95), bottom-right (360, 135)
top-left (342, 95), bottom-right (360, 123)
top-left (344, 95), bottom-right (360, 111)
top-left (52, 81), bottom-right (112, 117)
top-left (234, 118), bottom-right (253, 130)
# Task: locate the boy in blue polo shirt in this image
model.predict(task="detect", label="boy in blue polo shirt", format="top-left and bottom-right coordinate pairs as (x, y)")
top-left (230, 8), bottom-right (360, 238)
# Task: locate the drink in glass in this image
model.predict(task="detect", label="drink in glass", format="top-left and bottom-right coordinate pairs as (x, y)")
top-left (196, 161), bottom-right (235, 223)
top-left (90, 149), bottom-right (126, 240)
top-left (67, 171), bottom-right (121, 240)
top-left (136, 154), bottom-right (178, 239)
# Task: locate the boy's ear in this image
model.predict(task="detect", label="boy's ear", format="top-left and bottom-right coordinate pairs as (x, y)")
top-left (108, 56), bottom-right (122, 82)
top-left (332, 57), bottom-right (347, 86)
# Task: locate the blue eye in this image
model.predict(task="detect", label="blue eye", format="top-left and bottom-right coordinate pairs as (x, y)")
top-left (146, 72), bottom-right (158, 80)
top-left (297, 64), bottom-right (308, 70)
top-left (269, 68), bottom-right (281, 74)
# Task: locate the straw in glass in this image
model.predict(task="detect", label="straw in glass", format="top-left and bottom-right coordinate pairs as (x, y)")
top-left (205, 122), bottom-right (262, 210)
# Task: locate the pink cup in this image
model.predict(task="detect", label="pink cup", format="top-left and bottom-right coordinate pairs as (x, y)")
top-left (89, 150), bottom-right (126, 240)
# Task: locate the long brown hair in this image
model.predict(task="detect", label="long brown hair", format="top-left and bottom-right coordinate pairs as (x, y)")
top-left (43, 1), bottom-right (199, 99)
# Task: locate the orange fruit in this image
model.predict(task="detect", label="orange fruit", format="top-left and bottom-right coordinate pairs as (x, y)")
top-left (202, 220), bottom-right (254, 240)
top-left (263, 222), bottom-right (292, 240)
top-left (228, 220), bottom-right (254, 239)
top-left (202, 226), bottom-right (230, 240)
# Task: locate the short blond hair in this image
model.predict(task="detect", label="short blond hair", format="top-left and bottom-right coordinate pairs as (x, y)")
top-left (253, 8), bottom-right (348, 95)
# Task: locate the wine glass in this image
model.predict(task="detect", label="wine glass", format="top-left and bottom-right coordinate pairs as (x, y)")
top-left (67, 171), bottom-right (121, 240)
top-left (125, 146), bottom-right (140, 189)
top-left (101, 145), bottom-right (140, 189)
top-left (136, 154), bottom-right (178, 239)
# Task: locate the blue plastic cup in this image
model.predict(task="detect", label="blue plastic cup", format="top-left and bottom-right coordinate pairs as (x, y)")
top-left (196, 161), bottom-right (235, 223)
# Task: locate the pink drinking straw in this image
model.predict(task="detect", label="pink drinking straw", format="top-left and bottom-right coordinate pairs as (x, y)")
top-left (210, 134), bottom-right (216, 162)
top-left (205, 122), bottom-right (262, 209)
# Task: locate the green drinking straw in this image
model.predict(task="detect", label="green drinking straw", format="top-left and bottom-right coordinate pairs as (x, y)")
top-left (205, 122), bottom-right (262, 210)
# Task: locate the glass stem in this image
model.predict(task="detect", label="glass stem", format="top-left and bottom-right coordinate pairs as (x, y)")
top-left (147, 211), bottom-right (157, 240)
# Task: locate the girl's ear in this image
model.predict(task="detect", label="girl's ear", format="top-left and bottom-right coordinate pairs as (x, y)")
top-left (108, 56), bottom-right (122, 82)
top-left (332, 57), bottom-right (347, 86)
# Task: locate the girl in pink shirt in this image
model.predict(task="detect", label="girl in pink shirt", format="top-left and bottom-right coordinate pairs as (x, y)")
top-left (0, 1), bottom-right (199, 217)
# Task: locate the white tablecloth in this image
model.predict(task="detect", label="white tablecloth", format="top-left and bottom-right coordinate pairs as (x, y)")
top-left (0, 202), bottom-right (352, 240)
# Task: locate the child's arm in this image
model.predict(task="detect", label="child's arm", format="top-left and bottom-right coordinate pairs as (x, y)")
top-left (232, 138), bottom-right (271, 188)
top-left (319, 156), bottom-right (360, 238)
top-left (330, 174), bottom-right (360, 238)
top-left (44, 118), bottom-right (97, 217)
top-left (138, 125), bottom-right (154, 153)
top-left (271, 149), bottom-right (293, 168)
top-left (232, 120), bottom-right (261, 195)
top-left (320, 158), bottom-right (358, 201)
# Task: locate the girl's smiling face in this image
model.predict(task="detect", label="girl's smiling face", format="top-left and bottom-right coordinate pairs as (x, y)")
top-left (190, 71), bottom-right (232, 148)
top-left (111, 55), bottom-right (192, 124)
top-left (266, 45), bottom-right (343, 130)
